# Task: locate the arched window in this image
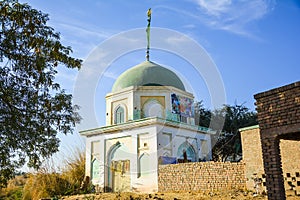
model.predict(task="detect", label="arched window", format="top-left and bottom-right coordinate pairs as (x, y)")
top-left (177, 142), bottom-right (196, 162)
top-left (115, 106), bottom-right (125, 124)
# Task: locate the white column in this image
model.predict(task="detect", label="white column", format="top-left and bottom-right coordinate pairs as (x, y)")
top-left (99, 138), bottom-right (105, 189)
top-left (130, 134), bottom-right (138, 188)
top-left (85, 138), bottom-right (92, 176)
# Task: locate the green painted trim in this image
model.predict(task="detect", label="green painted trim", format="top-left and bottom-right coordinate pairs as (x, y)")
top-left (79, 117), bottom-right (214, 137)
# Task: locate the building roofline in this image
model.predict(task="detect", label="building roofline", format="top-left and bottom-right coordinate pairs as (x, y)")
top-left (80, 117), bottom-right (215, 137)
top-left (106, 85), bottom-right (194, 99)
top-left (239, 124), bottom-right (259, 132)
top-left (254, 81), bottom-right (300, 99)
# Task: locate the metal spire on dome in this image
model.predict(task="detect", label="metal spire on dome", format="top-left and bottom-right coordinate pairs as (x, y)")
top-left (146, 8), bottom-right (151, 61)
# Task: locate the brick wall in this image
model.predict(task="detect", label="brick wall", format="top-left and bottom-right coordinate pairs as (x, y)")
top-left (280, 139), bottom-right (300, 195)
top-left (158, 162), bottom-right (246, 192)
top-left (240, 125), bottom-right (300, 195)
top-left (254, 81), bottom-right (300, 200)
top-left (254, 81), bottom-right (300, 131)
top-left (240, 125), bottom-right (265, 192)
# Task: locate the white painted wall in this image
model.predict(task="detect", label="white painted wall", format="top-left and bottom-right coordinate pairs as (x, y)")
top-left (86, 125), bottom-right (159, 192)
top-left (85, 121), bottom-right (211, 192)
top-left (156, 124), bottom-right (211, 162)
top-left (84, 85), bottom-right (211, 192)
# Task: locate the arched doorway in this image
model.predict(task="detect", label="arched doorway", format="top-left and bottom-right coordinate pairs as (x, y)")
top-left (107, 142), bottom-right (131, 192)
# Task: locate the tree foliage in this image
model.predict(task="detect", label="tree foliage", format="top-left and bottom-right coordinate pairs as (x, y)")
top-left (194, 102), bottom-right (257, 162)
top-left (212, 104), bottom-right (257, 162)
top-left (0, 0), bottom-right (82, 187)
top-left (194, 101), bottom-right (211, 128)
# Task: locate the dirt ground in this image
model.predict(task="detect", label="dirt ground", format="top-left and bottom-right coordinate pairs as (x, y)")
top-left (62, 190), bottom-right (300, 200)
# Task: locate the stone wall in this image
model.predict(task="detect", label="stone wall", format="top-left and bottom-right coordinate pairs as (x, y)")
top-left (158, 162), bottom-right (246, 192)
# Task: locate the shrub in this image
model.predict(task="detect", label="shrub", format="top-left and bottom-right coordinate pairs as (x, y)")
top-left (61, 149), bottom-right (86, 195)
top-left (22, 148), bottom-right (86, 199)
top-left (0, 174), bottom-right (27, 200)
top-left (0, 187), bottom-right (23, 200)
top-left (22, 171), bottom-right (70, 200)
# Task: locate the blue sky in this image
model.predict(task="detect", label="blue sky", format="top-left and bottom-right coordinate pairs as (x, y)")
top-left (19, 0), bottom-right (300, 163)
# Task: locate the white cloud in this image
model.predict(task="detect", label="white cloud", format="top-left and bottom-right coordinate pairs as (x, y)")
top-left (166, 35), bottom-right (191, 45)
top-left (183, 24), bottom-right (197, 29)
top-left (190, 0), bottom-right (276, 38)
top-left (102, 71), bottom-right (118, 80)
top-left (196, 0), bottom-right (232, 17)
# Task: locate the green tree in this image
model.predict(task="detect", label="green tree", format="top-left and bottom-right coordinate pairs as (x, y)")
top-left (194, 101), bottom-right (211, 128)
top-left (0, 0), bottom-right (81, 188)
top-left (195, 102), bottom-right (257, 161)
top-left (212, 103), bottom-right (257, 162)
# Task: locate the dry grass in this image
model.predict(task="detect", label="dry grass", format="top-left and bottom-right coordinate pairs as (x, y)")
top-left (22, 149), bottom-right (86, 200)
top-left (2, 148), bottom-right (87, 200)
top-left (61, 148), bottom-right (86, 194)
top-left (22, 171), bottom-right (70, 200)
top-left (0, 175), bottom-right (26, 200)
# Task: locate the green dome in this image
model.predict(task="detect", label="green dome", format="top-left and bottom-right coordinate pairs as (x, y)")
top-left (112, 61), bottom-right (185, 92)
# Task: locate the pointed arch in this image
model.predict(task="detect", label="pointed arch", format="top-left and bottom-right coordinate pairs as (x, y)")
top-left (163, 151), bottom-right (170, 157)
top-left (177, 141), bottom-right (196, 162)
top-left (106, 142), bottom-right (131, 192)
top-left (114, 104), bottom-right (127, 124)
top-left (91, 158), bottom-right (100, 181)
top-left (138, 152), bottom-right (151, 178)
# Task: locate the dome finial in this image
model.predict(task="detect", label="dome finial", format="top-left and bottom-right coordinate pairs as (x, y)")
top-left (146, 8), bottom-right (151, 61)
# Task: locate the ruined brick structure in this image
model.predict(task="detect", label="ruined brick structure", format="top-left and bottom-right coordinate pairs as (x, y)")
top-left (240, 125), bottom-right (300, 195)
top-left (254, 81), bottom-right (300, 200)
